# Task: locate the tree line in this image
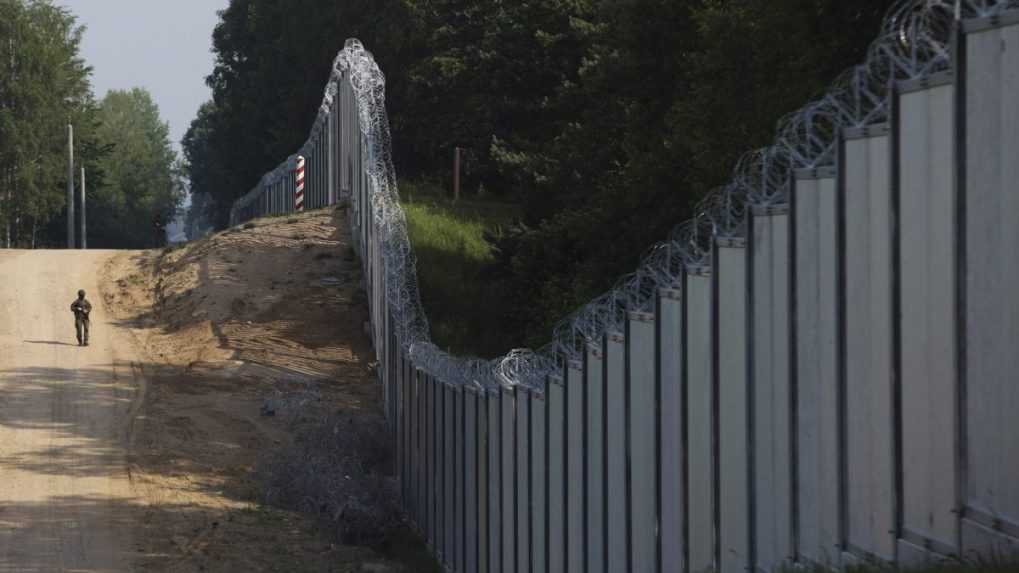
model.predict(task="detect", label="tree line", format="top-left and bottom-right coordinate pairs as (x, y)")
top-left (0, 0), bottom-right (183, 249)
top-left (186, 0), bottom-right (898, 348)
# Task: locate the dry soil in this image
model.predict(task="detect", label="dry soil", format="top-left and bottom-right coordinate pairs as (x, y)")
top-left (0, 208), bottom-right (423, 572)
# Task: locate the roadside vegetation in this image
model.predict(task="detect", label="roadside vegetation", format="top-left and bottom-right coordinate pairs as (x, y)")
top-left (401, 180), bottom-right (521, 358)
top-left (0, 1), bottom-right (183, 249)
top-left (185, 0), bottom-right (903, 352)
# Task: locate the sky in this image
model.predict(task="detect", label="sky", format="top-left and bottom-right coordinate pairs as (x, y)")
top-left (58, 0), bottom-right (230, 154)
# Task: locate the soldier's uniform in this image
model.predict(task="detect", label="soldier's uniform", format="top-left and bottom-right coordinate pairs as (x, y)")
top-left (70, 291), bottom-right (92, 346)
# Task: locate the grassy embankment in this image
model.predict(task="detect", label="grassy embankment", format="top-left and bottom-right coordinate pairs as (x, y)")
top-left (401, 181), bottom-right (520, 359)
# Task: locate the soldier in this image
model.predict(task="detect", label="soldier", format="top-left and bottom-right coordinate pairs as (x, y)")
top-left (70, 289), bottom-right (92, 346)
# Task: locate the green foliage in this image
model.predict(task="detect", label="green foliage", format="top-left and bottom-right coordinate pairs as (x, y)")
top-left (184, 0), bottom-right (423, 227)
top-left (490, 0), bottom-right (900, 344)
top-left (91, 88), bottom-right (183, 248)
top-left (186, 0), bottom-right (901, 350)
top-left (0, 0), bottom-right (102, 247)
top-left (0, 1), bottom-right (179, 249)
top-left (401, 180), bottom-right (520, 358)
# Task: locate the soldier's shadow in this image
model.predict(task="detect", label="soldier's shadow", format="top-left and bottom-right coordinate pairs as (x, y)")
top-left (24, 340), bottom-right (79, 347)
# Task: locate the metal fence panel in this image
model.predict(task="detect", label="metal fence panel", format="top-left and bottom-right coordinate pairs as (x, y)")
top-left (628, 312), bottom-right (658, 573)
top-left (227, 27), bottom-right (1019, 573)
top-left (427, 375), bottom-right (436, 547)
top-left (751, 210), bottom-right (793, 571)
top-left (548, 376), bottom-right (567, 573)
top-left (436, 379), bottom-right (446, 557)
top-left (585, 344), bottom-right (607, 573)
top-left (329, 102), bottom-right (337, 205)
top-left (415, 369), bottom-right (425, 527)
top-left (605, 332), bottom-right (628, 573)
top-left (686, 270), bottom-right (716, 572)
top-left (898, 81), bottom-right (959, 558)
top-left (489, 392), bottom-right (503, 573)
top-left (658, 289), bottom-right (685, 573)
top-left (532, 390), bottom-right (547, 573)
top-left (479, 393), bottom-right (490, 571)
top-left (963, 21), bottom-right (1019, 555)
top-left (502, 388), bottom-right (516, 573)
top-left (455, 388), bottom-right (465, 572)
top-left (466, 391), bottom-right (480, 573)
top-left (718, 243), bottom-right (751, 573)
top-left (794, 173), bottom-right (842, 566)
top-left (517, 389), bottom-right (532, 573)
top-left (445, 385), bottom-right (456, 566)
top-left (402, 354), bottom-right (411, 508)
top-left (843, 131), bottom-right (895, 562)
top-left (566, 363), bottom-right (585, 573)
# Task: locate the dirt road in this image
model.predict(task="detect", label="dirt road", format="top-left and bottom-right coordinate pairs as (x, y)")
top-left (0, 213), bottom-right (433, 572)
top-left (0, 249), bottom-right (139, 572)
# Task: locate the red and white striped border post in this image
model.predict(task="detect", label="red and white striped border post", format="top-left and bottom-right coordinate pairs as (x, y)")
top-left (295, 155), bottom-right (306, 212)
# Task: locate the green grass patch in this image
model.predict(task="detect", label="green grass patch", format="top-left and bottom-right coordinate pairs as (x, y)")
top-left (401, 182), bottom-right (520, 358)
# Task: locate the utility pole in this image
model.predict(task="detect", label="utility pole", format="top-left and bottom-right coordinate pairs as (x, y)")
top-left (67, 124), bottom-right (74, 249)
top-left (80, 167), bottom-right (86, 249)
top-left (453, 146), bottom-right (461, 203)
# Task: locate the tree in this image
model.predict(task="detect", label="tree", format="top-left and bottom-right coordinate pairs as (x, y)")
top-left (183, 0), bottom-right (901, 346)
top-left (185, 0), bottom-right (423, 227)
top-left (182, 100), bottom-right (219, 238)
top-left (488, 0), bottom-right (899, 344)
top-left (90, 88), bottom-right (183, 248)
top-left (0, 0), bottom-right (102, 247)
top-left (399, 0), bottom-right (598, 194)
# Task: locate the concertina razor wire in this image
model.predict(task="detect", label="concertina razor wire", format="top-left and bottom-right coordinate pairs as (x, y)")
top-left (229, 0), bottom-right (1018, 396)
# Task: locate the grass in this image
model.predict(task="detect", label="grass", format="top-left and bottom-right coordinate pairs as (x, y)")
top-left (401, 180), bottom-right (521, 358)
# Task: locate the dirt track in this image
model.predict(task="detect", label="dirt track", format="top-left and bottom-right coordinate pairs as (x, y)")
top-left (0, 211), bottom-right (430, 572)
top-left (0, 249), bottom-right (140, 572)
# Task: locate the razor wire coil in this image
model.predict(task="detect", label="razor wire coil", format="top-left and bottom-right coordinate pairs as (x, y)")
top-left (229, 0), bottom-right (1018, 393)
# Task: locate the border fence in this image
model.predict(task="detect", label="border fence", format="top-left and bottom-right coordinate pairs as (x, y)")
top-left (230, 2), bottom-right (1019, 571)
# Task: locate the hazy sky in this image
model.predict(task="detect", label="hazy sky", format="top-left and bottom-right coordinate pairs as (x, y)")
top-left (58, 0), bottom-right (230, 154)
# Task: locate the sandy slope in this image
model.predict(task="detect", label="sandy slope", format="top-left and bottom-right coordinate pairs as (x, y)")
top-left (0, 210), bottom-right (428, 572)
top-left (101, 209), bottom-right (425, 572)
top-left (0, 249), bottom-right (141, 573)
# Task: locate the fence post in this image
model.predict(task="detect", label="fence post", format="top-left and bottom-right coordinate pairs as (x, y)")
top-left (489, 389), bottom-right (503, 573)
top-left (585, 343), bottom-right (607, 573)
top-left (685, 266), bottom-right (716, 572)
top-left (516, 386), bottom-right (532, 573)
top-left (566, 361), bottom-right (585, 573)
top-left (605, 331), bottom-right (628, 572)
top-left (658, 287), bottom-right (685, 573)
top-left (531, 386), bottom-right (548, 573)
top-left (329, 109), bottom-right (337, 205)
top-left (792, 168), bottom-right (842, 566)
top-left (841, 125), bottom-right (895, 564)
top-left (295, 156), bottom-right (306, 212)
top-left (502, 386), bottom-right (517, 573)
top-left (548, 373), bottom-right (567, 573)
top-left (466, 387), bottom-right (480, 573)
top-left (627, 311), bottom-right (658, 573)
